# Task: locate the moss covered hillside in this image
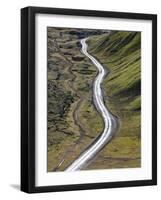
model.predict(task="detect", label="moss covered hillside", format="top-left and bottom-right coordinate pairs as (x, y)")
top-left (47, 28), bottom-right (141, 171)
top-left (86, 31), bottom-right (141, 169)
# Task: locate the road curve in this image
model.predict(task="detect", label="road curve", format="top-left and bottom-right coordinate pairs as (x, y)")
top-left (65, 38), bottom-right (118, 172)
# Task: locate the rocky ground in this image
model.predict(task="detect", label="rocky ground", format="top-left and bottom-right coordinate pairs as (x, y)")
top-left (47, 27), bottom-right (141, 171)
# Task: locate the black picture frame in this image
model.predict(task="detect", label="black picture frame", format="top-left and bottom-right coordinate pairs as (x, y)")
top-left (21, 6), bottom-right (157, 193)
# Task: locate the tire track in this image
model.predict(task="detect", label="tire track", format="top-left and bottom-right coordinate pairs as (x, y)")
top-left (52, 38), bottom-right (93, 171)
top-left (65, 38), bottom-right (119, 171)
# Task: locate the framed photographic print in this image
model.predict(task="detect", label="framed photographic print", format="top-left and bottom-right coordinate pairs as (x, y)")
top-left (21, 6), bottom-right (157, 193)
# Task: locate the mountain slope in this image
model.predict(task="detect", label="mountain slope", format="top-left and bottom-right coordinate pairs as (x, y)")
top-left (86, 31), bottom-right (141, 169)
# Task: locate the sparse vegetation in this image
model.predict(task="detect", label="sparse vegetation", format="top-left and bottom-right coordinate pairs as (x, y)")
top-left (47, 28), bottom-right (141, 171)
top-left (87, 31), bottom-right (141, 169)
top-left (47, 28), bottom-right (105, 171)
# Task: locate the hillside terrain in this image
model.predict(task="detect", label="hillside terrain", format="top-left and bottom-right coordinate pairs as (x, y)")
top-left (47, 28), bottom-right (107, 171)
top-left (47, 28), bottom-right (141, 171)
top-left (87, 31), bottom-right (141, 169)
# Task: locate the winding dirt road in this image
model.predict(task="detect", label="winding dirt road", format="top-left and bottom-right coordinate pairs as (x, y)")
top-left (66, 38), bottom-right (118, 171)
